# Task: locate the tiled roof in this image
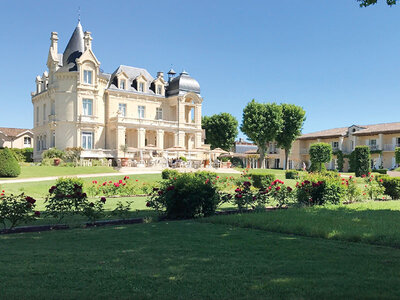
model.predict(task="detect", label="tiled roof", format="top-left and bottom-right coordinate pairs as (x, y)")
top-left (0, 127), bottom-right (32, 137)
top-left (298, 127), bottom-right (349, 140)
top-left (298, 122), bottom-right (400, 140)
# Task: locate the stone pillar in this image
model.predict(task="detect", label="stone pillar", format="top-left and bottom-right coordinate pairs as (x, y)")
top-left (195, 132), bottom-right (202, 149)
top-left (178, 131), bottom-right (185, 148)
top-left (339, 137), bottom-right (344, 151)
top-left (178, 98), bottom-right (185, 124)
top-left (138, 128), bottom-right (146, 149)
top-left (156, 129), bottom-right (164, 149)
top-left (195, 105), bottom-right (201, 127)
top-left (116, 126), bottom-right (126, 156)
top-left (379, 134), bottom-right (383, 150)
top-left (174, 132), bottom-right (179, 146)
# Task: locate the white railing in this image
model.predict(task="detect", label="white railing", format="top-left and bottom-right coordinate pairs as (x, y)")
top-left (383, 144), bottom-right (400, 151)
top-left (79, 115), bottom-right (98, 123)
top-left (81, 149), bottom-right (115, 158)
top-left (110, 116), bottom-right (179, 129)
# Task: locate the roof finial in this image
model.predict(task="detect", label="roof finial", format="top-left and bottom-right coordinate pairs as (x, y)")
top-left (78, 6), bottom-right (81, 22)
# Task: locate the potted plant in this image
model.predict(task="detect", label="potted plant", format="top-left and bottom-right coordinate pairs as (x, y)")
top-left (119, 144), bottom-right (129, 167)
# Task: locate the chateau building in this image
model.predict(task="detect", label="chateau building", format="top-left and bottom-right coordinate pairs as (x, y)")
top-left (31, 21), bottom-right (209, 163)
top-left (0, 128), bottom-right (33, 149)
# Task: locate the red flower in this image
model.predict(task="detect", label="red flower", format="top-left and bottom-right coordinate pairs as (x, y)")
top-left (89, 202), bottom-right (95, 207)
top-left (119, 179), bottom-right (123, 184)
top-left (146, 202), bottom-right (151, 207)
top-left (49, 186), bottom-right (56, 193)
top-left (109, 181), bottom-right (112, 183)
top-left (136, 179), bottom-right (139, 182)
top-left (275, 186), bottom-right (281, 191)
top-left (103, 182), bottom-right (107, 186)
top-left (235, 188), bottom-right (241, 193)
top-left (167, 185), bottom-right (175, 191)
top-left (216, 176), bottom-right (219, 179)
top-left (287, 187), bottom-right (292, 192)
top-left (100, 197), bottom-right (106, 203)
top-left (235, 194), bottom-right (243, 199)
top-left (380, 179), bottom-right (383, 183)
top-left (34, 211), bottom-right (41, 216)
top-left (25, 196), bottom-right (36, 204)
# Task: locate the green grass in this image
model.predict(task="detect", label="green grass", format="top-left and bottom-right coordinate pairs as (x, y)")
top-left (0, 165), bottom-right (117, 180)
top-left (1, 221), bottom-right (400, 299)
top-left (202, 200), bottom-right (400, 248)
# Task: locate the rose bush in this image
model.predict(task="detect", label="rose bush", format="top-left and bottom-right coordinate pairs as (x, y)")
top-left (0, 193), bottom-right (39, 229)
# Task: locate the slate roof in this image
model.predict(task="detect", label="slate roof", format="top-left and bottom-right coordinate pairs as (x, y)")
top-left (62, 21), bottom-right (84, 71)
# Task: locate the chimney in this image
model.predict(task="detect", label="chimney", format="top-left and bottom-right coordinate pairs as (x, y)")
top-left (84, 31), bottom-right (92, 51)
top-left (157, 71), bottom-right (164, 79)
top-left (50, 32), bottom-right (58, 54)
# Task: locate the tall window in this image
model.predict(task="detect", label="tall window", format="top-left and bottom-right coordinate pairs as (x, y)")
top-left (82, 99), bottom-right (93, 116)
top-left (43, 135), bottom-right (47, 150)
top-left (332, 141), bottom-right (339, 149)
top-left (43, 104), bottom-right (46, 121)
top-left (51, 131), bottom-right (55, 148)
top-left (120, 79), bottom-right (126, 90)
top-left (397, 137), bottom-right (400, 146)
top-left (51, 100), bottom-right (55, 115)
top-left (82, 132), bottom-right (93, 149)
top-left (119, 103), bottom-right (127, 117)
top-left (139, 82), bottom-right (144, 92)
top-left (156, 85), bottom-right (162, 95)
top-left (156, 107), bottom-right (163, 120)
top-left (138, 105), bottom-right (145, 119)
top-left (36, 137), bottom-right (40, 151)
top-left (24, 137), bottom-right (31, 146)
top-left (36, 106), bottom-right (39, 124)
top-left (83, 70), bottom-right (93, 84)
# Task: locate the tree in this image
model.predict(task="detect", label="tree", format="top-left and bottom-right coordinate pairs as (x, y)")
top-left (354, 146), bottom-right (371, 177)
top-left (309, 143), bottom-right (332, 172)
top-left (395, 147), bottom-right (400, 166)
top-left (275, 104), bottom-right (306, 170)
top-left (241, 100), bottom-right (283, 169)
top-left (358, 0), bottom-right (396, 6)
top-left (202, 113), bottom-right (238, 151)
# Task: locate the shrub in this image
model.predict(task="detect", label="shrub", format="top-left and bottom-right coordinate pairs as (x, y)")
top-left (82, 197), bottom-right (106, 224)
top-left (231, 157), bottom-right (244, 168)
top-left (0, 193), bottom-right (39, 229)
top-left (309, 143), bottom-right (332, 172)
top-left (266, 179), bottom-right (295, 207)
top-left (23, 148), bottom-right (34, 162)
top-left (10, 148), bottom-right (34, 163)
top-left (373, 169), bottom-right (388, 175)
top-left (45, 177), bottom-right (86, 222)
top-left (179, 156), bottom-right (187, 162)
top-left (347, 151), bottom-right (357, 173)
top-left (0, 148), bottom-right (21, 177)
top-left (87, 176), bottom-right (156, 197)
top-left (309, 162), bottom-right (326, 172)
top-left (296, 174), bottom-right (344, 205)
top-left (333, 150), bottom-right (344, 172)
top-left (147, 172), bottom-right (222, 219)
top-left (285, 170), bottom-right (299, 179)
top-left (362, 173), bottom-right (385, 200)
top-left (343, 176), bottom-right (362, 203)
top-left (379, 176), bottom-right (400, 200)
top-left (396, 147), bottom-right (400, 165)
top-left (111, 200), bottom-right (133, 220)
top-left (42, 147), bottom-right (65, 159)
top-left (249, 173), bottom-right (276, 189)
top-left (161, 169), bottom-right (179, 180)
top-left (354, 146), bottom-right (371, 177)
top-left (193, 171), bottom-right (217, 182)
top-left (218, 156), bottom-right (231, 162)
top-left (232, 181), bottom-right (258, 211)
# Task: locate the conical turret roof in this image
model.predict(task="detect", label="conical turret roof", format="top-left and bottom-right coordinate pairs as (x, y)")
top-left (62, 21), bottom-right (84, 71)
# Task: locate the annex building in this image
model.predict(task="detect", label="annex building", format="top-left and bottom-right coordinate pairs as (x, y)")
top-left (31, 21), bottom-right (209, 163)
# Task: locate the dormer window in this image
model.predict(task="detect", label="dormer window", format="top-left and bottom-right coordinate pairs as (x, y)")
top-left (139, 82), bottom-right (145, 92)
top-left (156, 85), bottom-right (162, 95)
top-left (84, 70), bottom-right (93, 84)
top-left (120, 79), bottom-right (126, 90)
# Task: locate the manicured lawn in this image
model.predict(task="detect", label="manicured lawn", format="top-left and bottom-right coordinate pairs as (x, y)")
top-left (203, 200), bottom-right (400, 248)
top-left (0, 165), bottom-right (117, 180)
top-left (1, 221), bottom-right (400, 299)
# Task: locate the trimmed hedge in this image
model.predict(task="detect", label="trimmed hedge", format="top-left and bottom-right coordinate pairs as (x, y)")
top-left (161, 169), bottom-right (179, 180)
top-left (285, 170), bottom-right (299, 179)
top-left (373, 169), bottom-right (388, 175)
top-left (354, 146), bottom-right (371, 177)
top-left (309, 143), bottom-right (332, 172)
top-left (396, 147), bottom-right (400, 165)
top-left (249, 173), bottom-right (276, 189)
top-left (379, 176), bottom-right (400, 200)
top-left (0, 148), bottom-right (21, 177)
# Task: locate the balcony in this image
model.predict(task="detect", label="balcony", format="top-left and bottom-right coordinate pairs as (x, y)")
top-left (383, 144), bottom-right (400, 151)
top-left (81, 149), bottom-right (115, 158)
top-left (78, 115), bottom-right (99, 123)
top-left (369, 145), bottom-right (380, 151)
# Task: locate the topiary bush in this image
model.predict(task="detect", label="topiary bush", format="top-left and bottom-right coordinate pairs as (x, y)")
top-left (354, 146), bottom-right (371, 177)
top-left (0, 148), bottom-right (21, 177)
top-left (147, 172), bottom-right (222, 219)
top-left (161, 169), bottom-right (179, 180)
top-left (396, 147), bottom-right (400, 166)
top-left (373, 169), bottom-right (388, 175)
top-left (309, 143), bottom-right (332, 172)
top-left (285, 170), bottom-right (299, 179)
top-left (249, 172), bottom-right (276, 189)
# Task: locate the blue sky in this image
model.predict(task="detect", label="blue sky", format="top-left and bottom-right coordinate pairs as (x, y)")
top-left (1, 0), bottom-right (399, 137)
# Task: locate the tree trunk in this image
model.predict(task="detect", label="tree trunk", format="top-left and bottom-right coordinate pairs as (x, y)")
top-left (260, 148), bottom-right (266, 169)
top-left (284, 148), bottom-right (290, 170)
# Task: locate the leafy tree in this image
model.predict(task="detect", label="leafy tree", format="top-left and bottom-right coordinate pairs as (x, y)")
top-left (354, 146), bottom-right (371, 177)
top-left (202, 113), bottom-right (238, 151)
top-left (275, 104), bottom-right (306, 170)
top-left (358, 0), bottom-right (396, 6)
top-left (309, 143), bottom-right (332, 172)
top-left (241, 100), bottom-right (283, 169)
